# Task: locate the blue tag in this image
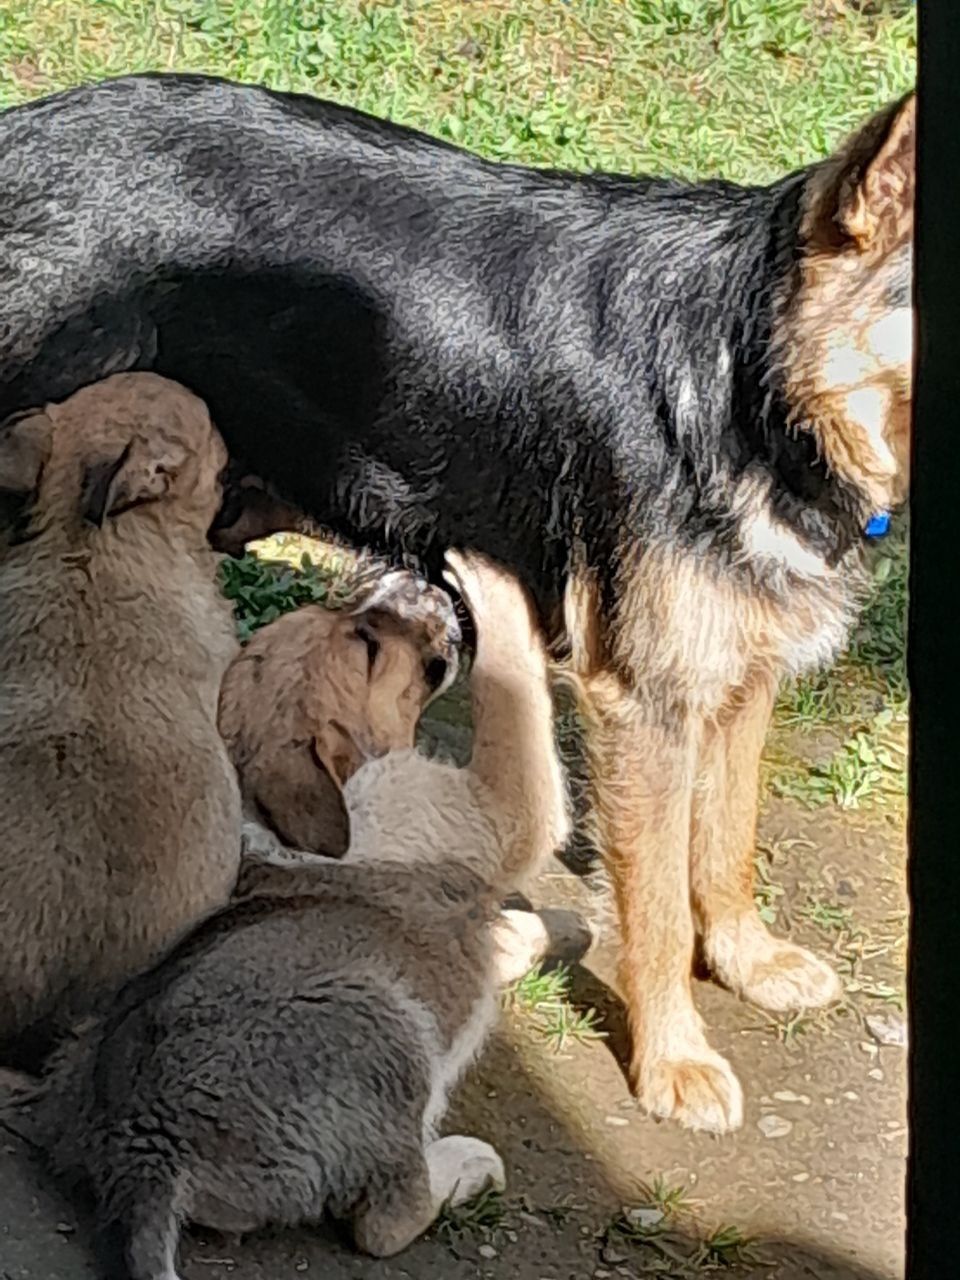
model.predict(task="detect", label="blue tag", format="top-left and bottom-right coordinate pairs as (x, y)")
top-left (863, 511), bottom-right (891, 539)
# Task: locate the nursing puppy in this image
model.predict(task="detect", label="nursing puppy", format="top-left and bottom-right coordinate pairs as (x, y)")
top-left (0, 373), bottom-right (242, 1066)
top-left (220, 570), bottom-right (460, 858)
top-left (0, 77), bottom-right (915, 1131)
top-left (28, 551), bottom-right (569, 1278)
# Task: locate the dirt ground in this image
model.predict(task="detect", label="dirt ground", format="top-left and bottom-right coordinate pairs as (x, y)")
top-left (0, 682), bottom-right (907, 1280)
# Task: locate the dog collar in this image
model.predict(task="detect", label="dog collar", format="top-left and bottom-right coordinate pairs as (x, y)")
top-left (863, 511), bottom-right (891, 540)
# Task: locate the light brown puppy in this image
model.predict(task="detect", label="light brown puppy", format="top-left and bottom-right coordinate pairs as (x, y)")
top-left (0, 373), bottom-right (242, 1066)
top-left (219, 570), bottom-right (461, 857)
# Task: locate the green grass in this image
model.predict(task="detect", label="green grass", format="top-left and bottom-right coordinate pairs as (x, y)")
top-left (0, 1), bottom-right (914, 801)
top-left (0, 1), bottom-right (915, 185)
top-left (506, 962), bottom-right (607, 1051)
top-left (604, 1177), bottom-right (760, 1274)
top-left (218, 549), bottom-right (353, 642)
top-left (433, 1184), bottom-right (507, 1251)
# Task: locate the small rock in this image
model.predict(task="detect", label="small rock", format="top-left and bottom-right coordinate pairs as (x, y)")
top-left (843, 1090), bottom-right (859, 1101)
top-left (624, 1206), bottom-right (664, 1230)
top-left (869, 1068), bottom-right (884, 1081)
top-left (836, 879), bottom-right (856, 897)
top-left (860, 1040), bottom-right (879, 1057)
top-left (594, 1271), bottom-right (613, 1279)
top-left (478, 1244), bottom-right (498, 1260)
top-left (792, 1172), bottom-right (810, 1183)
top-left (605, 1115), bottom-right (629, 1127)
top-left (55, 1223), bottom-right (75, 1235)
top-left (866, 1013), bottom-right (907, 1048)
top-left (757, 1114), bottom-right (793, 1138)
top-left (295, 1261), bottom-right (309, 1273)
top-left (831, 1211), bottom-right (850, 1222)
top-left (773, 1090), bottom-right (810, 1105)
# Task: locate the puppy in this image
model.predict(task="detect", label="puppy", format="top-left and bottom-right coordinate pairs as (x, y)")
top-left (219, 568), bottom-right (461, 857)
top-left (27, 550), bottom-right (569, 1278)
top-left (0, 373), bottom-right (242, 1066)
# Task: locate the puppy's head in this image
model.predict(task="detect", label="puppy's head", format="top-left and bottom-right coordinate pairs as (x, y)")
top-left (0, 372), bottom-right (227, 549)
top-left (310, 576), bottom-right (461, 791)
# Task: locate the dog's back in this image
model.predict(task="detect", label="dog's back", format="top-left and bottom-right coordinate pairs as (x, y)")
top-left (0, 374), bottom-right (242, 1055)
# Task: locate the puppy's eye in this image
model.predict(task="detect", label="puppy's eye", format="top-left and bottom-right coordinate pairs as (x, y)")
top-left (354, 624), bottom-right (380, 671)
top-left (424, 658), bottom-right (448, 692)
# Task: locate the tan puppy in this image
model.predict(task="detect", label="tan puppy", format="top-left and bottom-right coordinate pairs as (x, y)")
top-left (219, 570), bottom-right (461, 857)
top-left (0, 373), bottom-right (242, 1065)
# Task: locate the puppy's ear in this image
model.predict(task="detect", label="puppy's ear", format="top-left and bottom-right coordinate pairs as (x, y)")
top-left (0, 411), bottom-right (53, 529)
top-left (81, 436), bottom-right (189, 527)
top-left (832, 93), bottom-right (915, 251)
top-left (304, 728), bottom-right (355, 856)
top-left (311, 720), bottom-right (370, 792)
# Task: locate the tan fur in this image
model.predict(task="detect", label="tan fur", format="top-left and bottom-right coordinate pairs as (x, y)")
top-left (218, 576), bottom-right (461, 855)
top-left (0, 373), bottom-right (242, 1058)
top-left (555, 96), bottom-right (914, 1134)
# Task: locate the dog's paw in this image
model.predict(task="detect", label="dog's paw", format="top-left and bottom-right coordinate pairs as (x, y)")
top-left (427, 1135), bottom-right (506, 1208)
top-left (732, 940), bottom-right (842, 1013)
top-left (633, 1049), bottom-right (744, 1135)
top-left (706, 919), bottom-right (842, 1013)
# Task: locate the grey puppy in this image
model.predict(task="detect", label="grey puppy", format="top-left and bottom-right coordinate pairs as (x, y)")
top-left (28, 549), bottom-right (570, 1280)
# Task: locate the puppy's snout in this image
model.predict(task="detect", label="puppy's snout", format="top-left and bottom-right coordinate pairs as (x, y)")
top-left (329, 720), bottom-right (387, 763)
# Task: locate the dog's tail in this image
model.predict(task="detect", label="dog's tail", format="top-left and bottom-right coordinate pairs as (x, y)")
top-left (93, 1171), bottom-right (184, 1280)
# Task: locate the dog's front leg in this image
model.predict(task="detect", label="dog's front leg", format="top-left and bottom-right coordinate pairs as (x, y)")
top-left (579, 675), bottom-right (743, 1134)
top-left (691, 673), bottom-right (841, 1012)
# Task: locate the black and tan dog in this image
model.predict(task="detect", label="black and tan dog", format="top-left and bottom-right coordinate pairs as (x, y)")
top-left (0, 76), bottom-right (914, 1132)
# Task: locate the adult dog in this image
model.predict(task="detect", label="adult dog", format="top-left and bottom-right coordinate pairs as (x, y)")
top-left (0, 75), bottom-right (914, 1132)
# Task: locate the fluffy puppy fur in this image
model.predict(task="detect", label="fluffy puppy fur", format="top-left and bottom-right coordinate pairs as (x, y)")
top-left (0, 373), bottom-right (242, 1067)
top-left (218, 569), bottom-right (461, 856)
top-left (24, 551), bottom-right (570, 1280)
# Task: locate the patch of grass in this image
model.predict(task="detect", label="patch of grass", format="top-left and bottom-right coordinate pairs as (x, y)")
top-left (506, 962), bottom-right (607, 1052)
top-left (770, 705), bottom-right (907, 810)
top-left (0, 1), bottom-right (915, 189)
top-left (799, 894), bottom-right (854, 933)
top-left (218, 550), bottom-right (351, 642)
top-left (434, 1185), bottom-right (506, 1251)
top-left (603, 1180), bottom-right (759, 1275)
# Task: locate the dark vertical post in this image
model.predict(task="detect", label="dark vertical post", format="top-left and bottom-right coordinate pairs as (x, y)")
top-left (907, 5), bottom-right (960, 1277)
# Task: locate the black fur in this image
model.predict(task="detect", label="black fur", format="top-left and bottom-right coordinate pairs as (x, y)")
top-left (0, 73), bottom-right (868, 617)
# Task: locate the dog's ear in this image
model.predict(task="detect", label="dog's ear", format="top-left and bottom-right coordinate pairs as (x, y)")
top-left (834, 93), bottom-right (915, 251)
top-left (81, 435), bottom-right (189, 527)
top-left (0, 411), bottom-right (53, 528)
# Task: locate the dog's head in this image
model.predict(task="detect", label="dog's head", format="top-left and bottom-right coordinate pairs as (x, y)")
top-left (782, 92), bottom-right (915, 512)
top-left (220, 569), bottom-right (461, 855)
top-left (0, 372), bottom-right (227, 551)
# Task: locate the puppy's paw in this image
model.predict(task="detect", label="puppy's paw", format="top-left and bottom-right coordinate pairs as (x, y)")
top-left (633, 1050), bottom-right (744, 1135)
top-left (426, 1135), bottom-right (506, 1208)
top-left (706, 918), bottom-right (842, 1013)
top-left (443, 550), bottom-right (540, 666)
